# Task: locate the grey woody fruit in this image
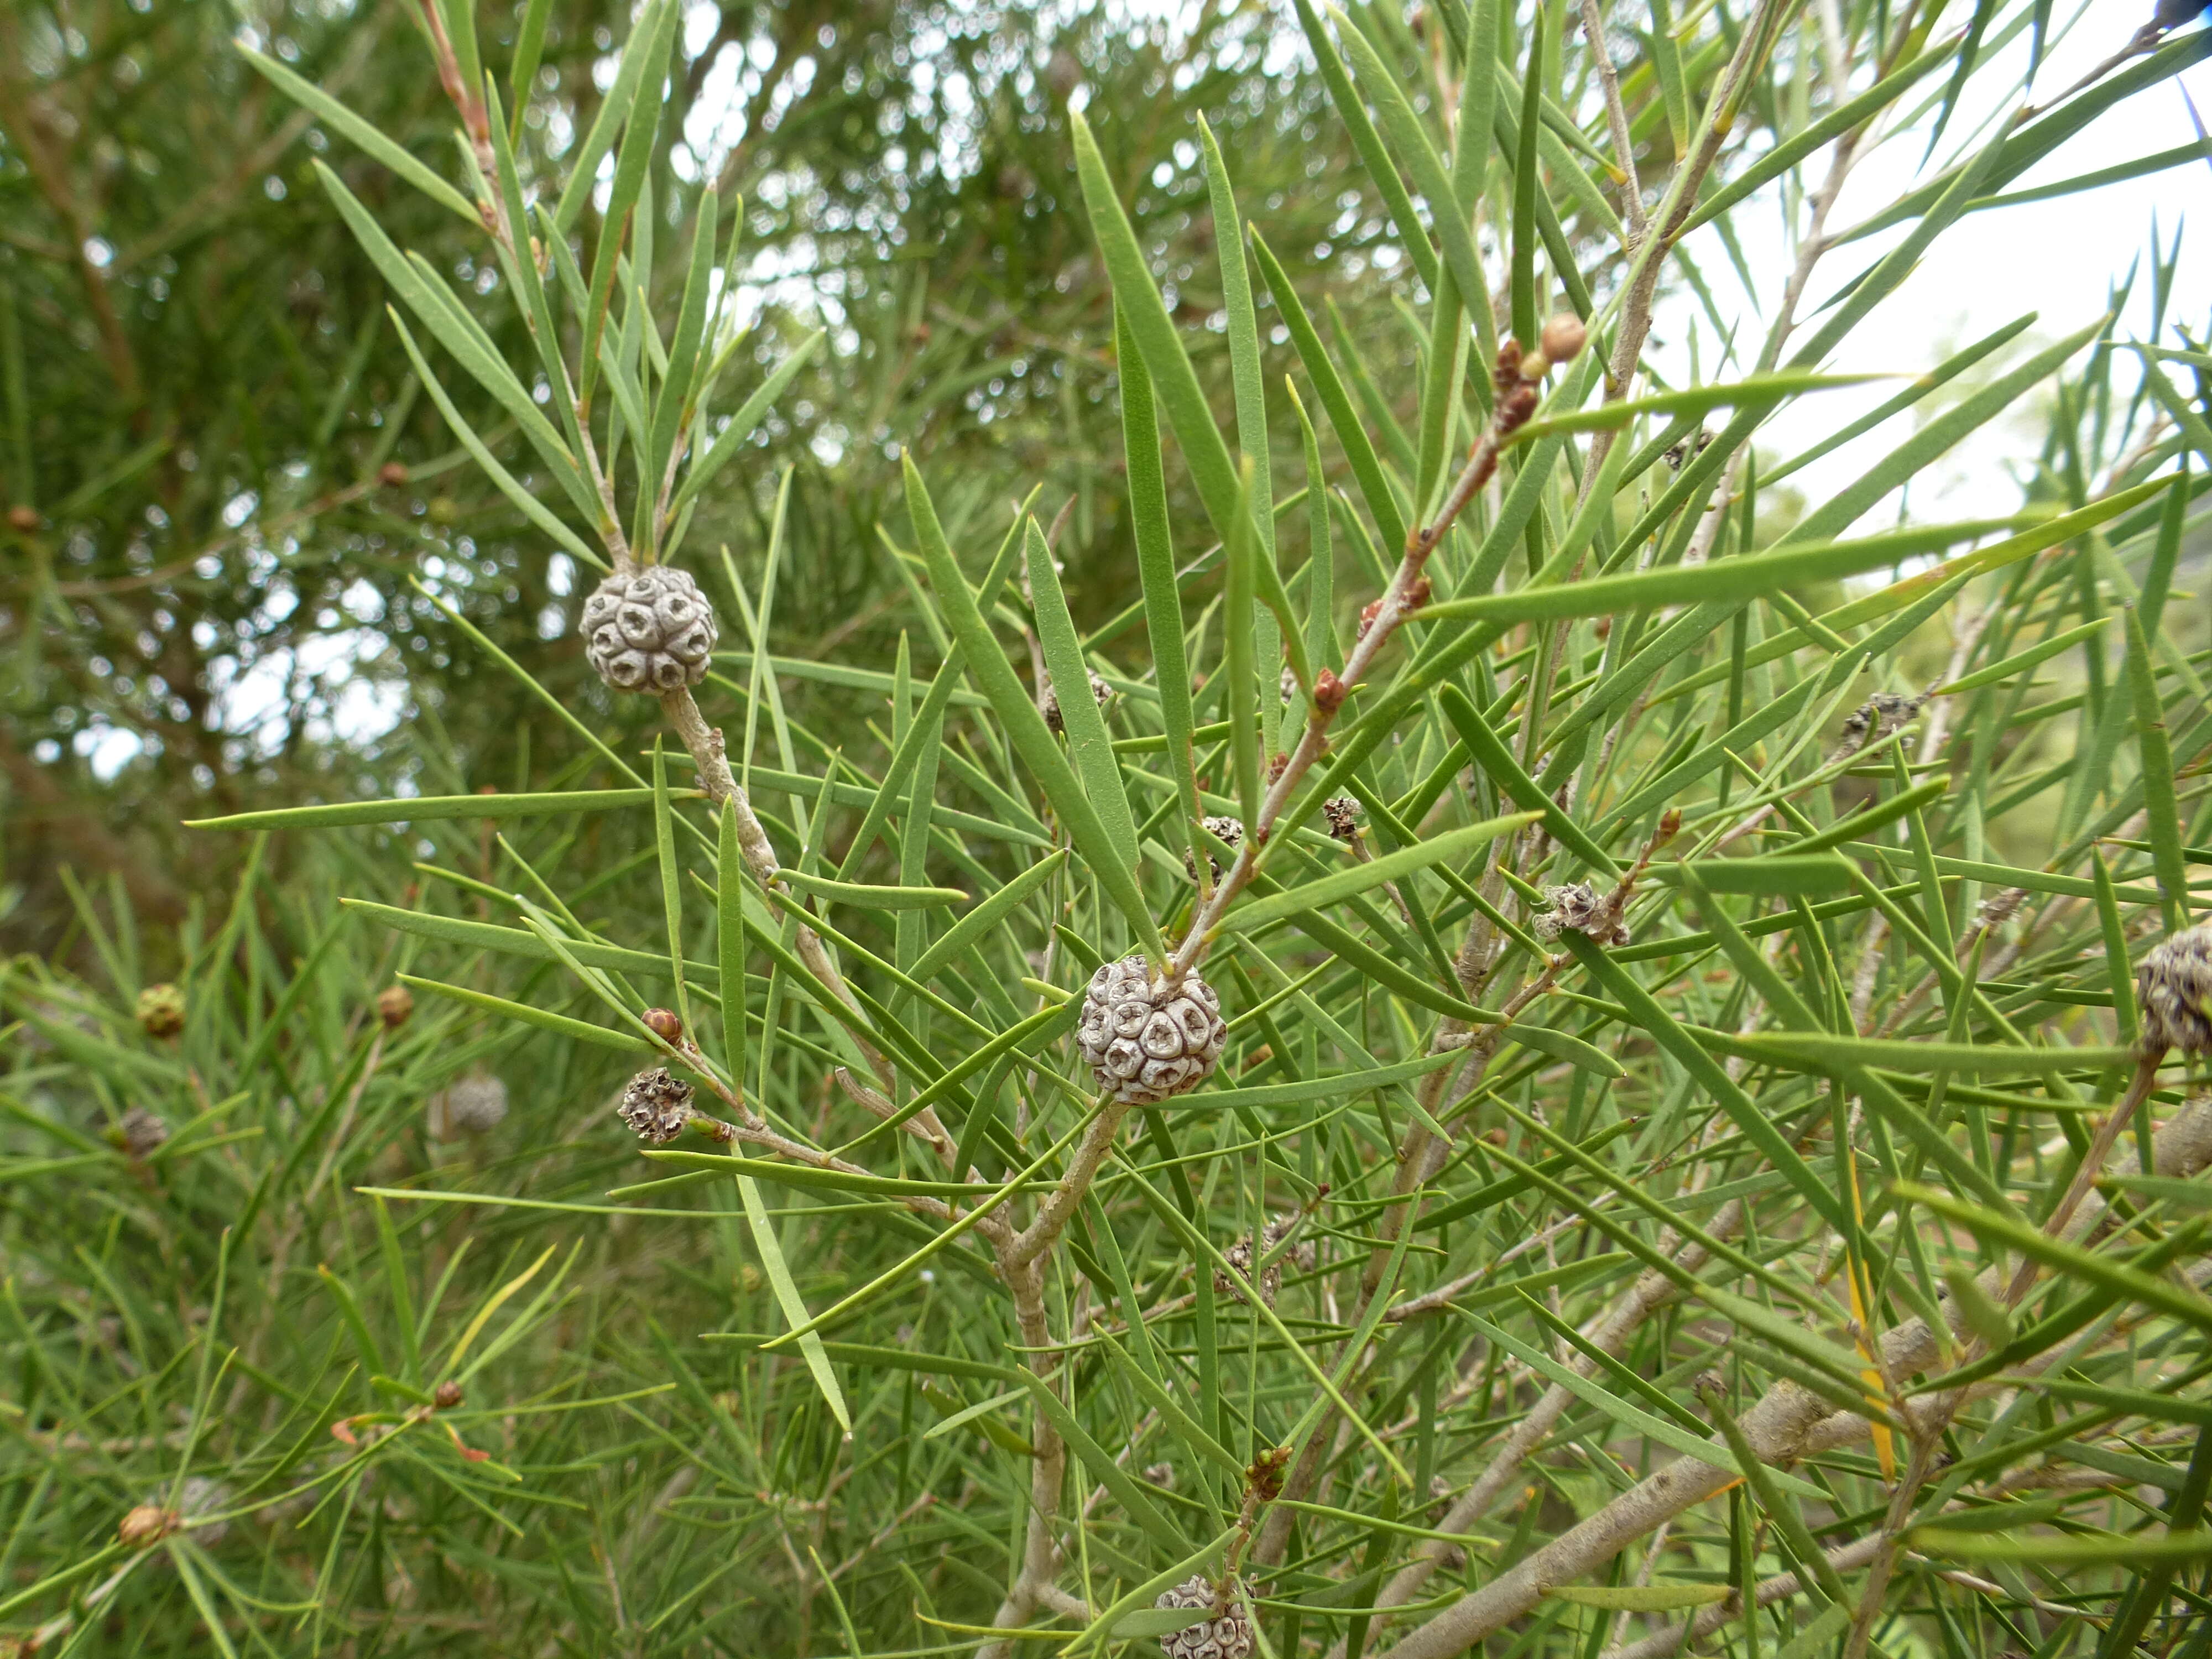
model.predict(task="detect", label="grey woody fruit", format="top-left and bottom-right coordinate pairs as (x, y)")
top-left (439, 1073), bottom-right (509, 1135)
top-left (1042, 668), bottom-right (1114, 734)
top-left (1533, 881), bottom-right (1629, 947)
top-left (117, 1107), bottom-right (169, 1160)
top-left (618, 1067), bottom-right (695, 1144)
top-left (581, 566), bottom-right (719, 693)
top-left (1838, 691), bottom-right (1924, 752)
top-left (1077, 956), bottom-right (1227, 1105)
top-left (1213, 1215), bottom-right (1314, 1309)
top-left (1153, 1575), bottom-right (1253, 1659)
top-left (1183, 815), bottom-right (1244, 883)
top-left (2138, 922), bottom-right (2212, 1056)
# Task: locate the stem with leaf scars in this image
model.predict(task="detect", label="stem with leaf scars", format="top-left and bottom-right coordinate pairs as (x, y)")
top-left (1169, 332), bottom-right (1582, 981)
top-left (1362, 1094), bottom-right (2212, 1659)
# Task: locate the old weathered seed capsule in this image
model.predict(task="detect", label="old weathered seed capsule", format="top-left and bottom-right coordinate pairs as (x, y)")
top-left (1323, 796), bottom-right (1360, 841)
top-left (137, 983), bottom-right (185, 1039)
top-left (1076, 956), bottom-right (1227, 1105)
top-left (2138, 922), bottom-right (2212, 1057)
top-left (1532, 881), bottom-right (1629, 947)
top-left (1838, 691), bottom-right (1925, 752)
top-left (432, 1380), bottom-right (465, 1410)
top-left (580, 566), bottom-right (720, 693)
top-left (1213, 1216), bottom-right (1315, 1309)
top-left (117, 1107), bottom-right (170, 1160)
top-left (1183, 816), bottom-right (1244, 884)
top-left (1152, 1575), bottom-right (1253, 1659)
top-left (376, 984), bottom-right (414, 1030)
top-left (1042, 668), bottom-right (1114, 734)
top-left (430, 1072), bottom-right (510, 1138)
top-left (618, 1067), bottom-right (695, 1144)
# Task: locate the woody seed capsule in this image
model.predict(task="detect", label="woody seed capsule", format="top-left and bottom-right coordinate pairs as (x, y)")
top-left (1077, 956), bottom-right (1227, 1105)
top-left (1152, 1575), bottom-right (1253, 1659)
top-left (2137, 922), bottom-right (2212, 1057)
top-left (581, 566), bottom-right (720, 693)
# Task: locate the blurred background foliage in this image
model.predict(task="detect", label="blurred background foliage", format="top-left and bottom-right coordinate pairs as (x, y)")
top-left (0, 0), bottom-right (1418, 962)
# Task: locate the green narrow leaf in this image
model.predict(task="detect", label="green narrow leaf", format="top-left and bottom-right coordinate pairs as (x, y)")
top-left (237, 45), bottom-right (478, 223)
top-left (1027, 520), bottom-right (1140, 879)
top-left (1222, 812), bottom-right (1537, 933)
top-left (1508, 11), bottom-right (1543, 349)
top-left (717, 804), bottom-right (749, 1094)
top-left (651, 742), bottom-right (689, 1029)
top-left (2126, 604), bottom-right (2189, 930)
top-left (904, 455), bottom-right (1166, 962)
top-left (737, 1173), bottom-right (851, 1432)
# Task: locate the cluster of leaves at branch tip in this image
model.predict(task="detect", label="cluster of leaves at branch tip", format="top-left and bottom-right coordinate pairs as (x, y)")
top-left (1041, 667), bottom-right (1114, 734)
top-left (2136, 922), bottom-right (2212, 1058)
top-left (1076, 955), bottom-right (1227, 1104)
top-left (581, 567), bottom-right (721, 694)
top-left (618, 1066), bottom-right (696, 1145)
top-left (1153, 1573), bottom-right (1254, 1659)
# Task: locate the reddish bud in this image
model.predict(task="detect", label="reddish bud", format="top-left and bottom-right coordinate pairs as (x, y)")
top-left (1404, 577), bottom-right (1432, 612)
top-left (1267, 751), bottom-right (1290, 783)
top-left (7, 505), bottom-right (38, 533)
top-left (119, 1505), bottom-right (177, 1548)
top-left (378, 462), bottom-right (409, 488)
top-left (376, 984), bottom-right (414, 1030)
top-left (433, 1380), bottom-right (465, 1410)
top-left (1540, 312), bottom-right (1589, 364)
top-left (1593, 615), bottom-right (1612, 639)
top-left (1312, 670), bottom-right (1348, 713)
top-left (643, 1008), bottom-right (684, 1043)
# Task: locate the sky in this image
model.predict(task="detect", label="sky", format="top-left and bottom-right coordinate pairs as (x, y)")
top-left (1646, 0), bottom-right (2210, 529)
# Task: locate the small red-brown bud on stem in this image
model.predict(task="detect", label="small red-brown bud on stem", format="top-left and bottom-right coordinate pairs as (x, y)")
top-left (643, 1008), bottom-right (684, 1044)
top-left (378, 462), bottom-right (409, 488)
top-left (119, 1504), bottom-right (178, 1547)
top-left (1267, 750), bottom-right (1290, 784)
top-left (1312, 669), bottom-right (1348, 712)
top-left (1539, 312), bottom-right (1588, 364)
top-left (432, 1380), bottom-right (465, 1410)
top-left (1404, 576), bottom-right (1431, 611)
top-left (376, 984), bottom-right (414, 1030)
top-left (7, 504), bottom-right (39, 533)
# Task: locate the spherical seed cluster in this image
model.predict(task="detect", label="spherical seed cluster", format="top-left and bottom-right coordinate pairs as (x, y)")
top-left (1042, 668), bottom-right (1114, 734)
top-left (618, 1067), bottom-right (695, 1143)
top-left (1183, 816), bottom-right (1244, 883)
top-left (439, 1073), bottom-right (510, 1135)
top-left (137, 983), bottom-right (185, 1039)
top-left (1532, 881), bottom-right (1629, 947)
top-left (1077, 956), bottom-right (1227, 1105)
top-left (1838, 691), bottom-right (1926, 752)
top-left (117, 1107), bottom-right (169, 1160)
top-left (2138, 922), bottom-right (2212, 1056)
top-left (581, 567), bottom-right (719, 694)
top-left (1152, 1575), bottom-right (1253, 1659)
top-left (1213, 1215), bottom-right (1315, 1309)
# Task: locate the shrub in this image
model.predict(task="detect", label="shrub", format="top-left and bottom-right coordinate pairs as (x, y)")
top-left (9, 2), bottom-right (2212, 1656)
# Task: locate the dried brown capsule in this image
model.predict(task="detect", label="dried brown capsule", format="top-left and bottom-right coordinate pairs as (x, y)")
top-left (1838, 691), bottom-right (1926, 752)
top-left (581, 566), bottom-right (720, 694)
top-left (376, 984), bottom-right (414, 1030)
top-left (1213, 1215), bottom-right (1314, 1309)
top-left (432, 1380), bottom-right (465, 1410)
top-left (618, 1067), bottom-right (695, 1144)
top-left (136, 983), bottom-right (185, 1039)
top-left (1076, 956), bottom-right (1227, 1105)
top-left (1323, 796), bottom-right (1361, 841)
top-left (1184, 816), bottom-right (1245, 884)
top-left (2138, 922), bottom-right (2212, 1057)
top-left (1152, 1575), bottom-right (1253, 1659)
